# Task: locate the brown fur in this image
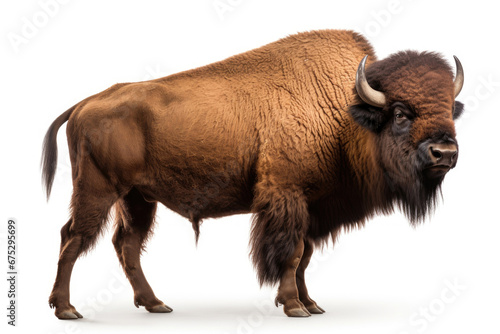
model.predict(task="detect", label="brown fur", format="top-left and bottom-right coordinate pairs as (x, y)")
top-left (41, 29), bottom-right (463, 318)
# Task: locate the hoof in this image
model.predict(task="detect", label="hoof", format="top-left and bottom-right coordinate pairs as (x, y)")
top-left (283, 299), bottom-right (311, 317)
top-left (56, 311), bottom-right (81, 320)
top-left (147, 304), bottom-right (173, 313)
top-left (73, 310), bottom-right (84, 318)
top-left (306, 305), bottom-right (325, 314)
top-left (285, 308), bottom-right (311, 317)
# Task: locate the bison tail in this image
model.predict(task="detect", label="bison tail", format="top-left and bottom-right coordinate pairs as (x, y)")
top-left (249, 188), bottom-right (309, 286)
top-left (41, 104), bottom-right (77, 199)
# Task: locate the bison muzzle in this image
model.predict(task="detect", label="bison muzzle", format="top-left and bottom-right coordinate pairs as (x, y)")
top-left (41, 29), bottom-right (465, 319)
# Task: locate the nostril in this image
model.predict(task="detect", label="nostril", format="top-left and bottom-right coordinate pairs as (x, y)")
top-left (430, 147), bottom-right (442, 161)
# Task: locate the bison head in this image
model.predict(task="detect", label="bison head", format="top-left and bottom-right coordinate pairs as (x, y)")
top-left (349, 51), bottom-right (464, 222)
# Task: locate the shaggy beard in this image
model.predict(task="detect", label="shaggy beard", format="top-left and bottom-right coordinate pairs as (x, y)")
top-left (386, 167), bottom-right (444, 224)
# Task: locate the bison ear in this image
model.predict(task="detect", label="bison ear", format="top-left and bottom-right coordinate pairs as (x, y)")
top-left (453, 101), bottom-right (464, 120)
top-left (348, 104), bottom-right (386, 132)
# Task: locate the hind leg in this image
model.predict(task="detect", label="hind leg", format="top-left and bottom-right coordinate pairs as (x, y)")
top-left (112, 188), bottom-right (172, 313)
top-left (49, 162), bottom-right (118, 319)
top-left (49, 219), bottom-right (84, 319)
top-left (296, 239), bottom-right (325, 314)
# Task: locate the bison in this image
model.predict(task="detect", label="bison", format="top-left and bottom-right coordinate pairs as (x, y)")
top-left (42, 29), bottom-right (464, 319)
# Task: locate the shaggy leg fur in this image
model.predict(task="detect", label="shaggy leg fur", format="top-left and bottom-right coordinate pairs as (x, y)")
top-left (250, 186), bottom-right (309, 286)
top-left (274, 239), bottom-right (311, 317)
top-left (296, 239), bottom-right (325, 314)
top-left (48, 161), bottom-right (118, 320)
top-left (112, 188), bottom-right (172, 313)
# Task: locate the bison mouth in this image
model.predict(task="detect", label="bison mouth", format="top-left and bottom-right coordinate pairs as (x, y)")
top-left (385, 155), bottom-right (448, 223)
top-left (423, 165), bottom-right (451, 179)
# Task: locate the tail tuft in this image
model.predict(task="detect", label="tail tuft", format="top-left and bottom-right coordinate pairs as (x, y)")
top-left (189, 213), bottom-right (201, 245)
top-left (41, 105), bottom-right (77, 199)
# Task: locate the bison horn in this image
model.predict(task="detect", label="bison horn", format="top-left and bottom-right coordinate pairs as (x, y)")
top-left (355, 55), bottom-right (387, 108)
top-left (453, 55), bottom-right (464, 98)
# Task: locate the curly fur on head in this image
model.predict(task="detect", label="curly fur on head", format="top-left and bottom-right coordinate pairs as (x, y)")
top-left (348, 50), bottom-right (464, 225)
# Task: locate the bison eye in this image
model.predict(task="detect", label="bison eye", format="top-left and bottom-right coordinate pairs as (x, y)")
top-left (394, 109), bottom-right (408, 124)
top-left (391, 103), bottom-right (413, 134)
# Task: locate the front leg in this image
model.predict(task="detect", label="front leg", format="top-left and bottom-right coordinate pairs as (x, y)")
top-left (295, 239), bottom-right (325, 314)
top-left (275, 239), bottom-right (311, 317)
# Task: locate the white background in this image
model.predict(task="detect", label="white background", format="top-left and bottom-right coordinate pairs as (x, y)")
top-left (1, 1), bottom-right (499, 333)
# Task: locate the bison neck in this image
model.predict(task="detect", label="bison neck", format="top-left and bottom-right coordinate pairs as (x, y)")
top-left (307, 121), bottom-right (392, 242)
